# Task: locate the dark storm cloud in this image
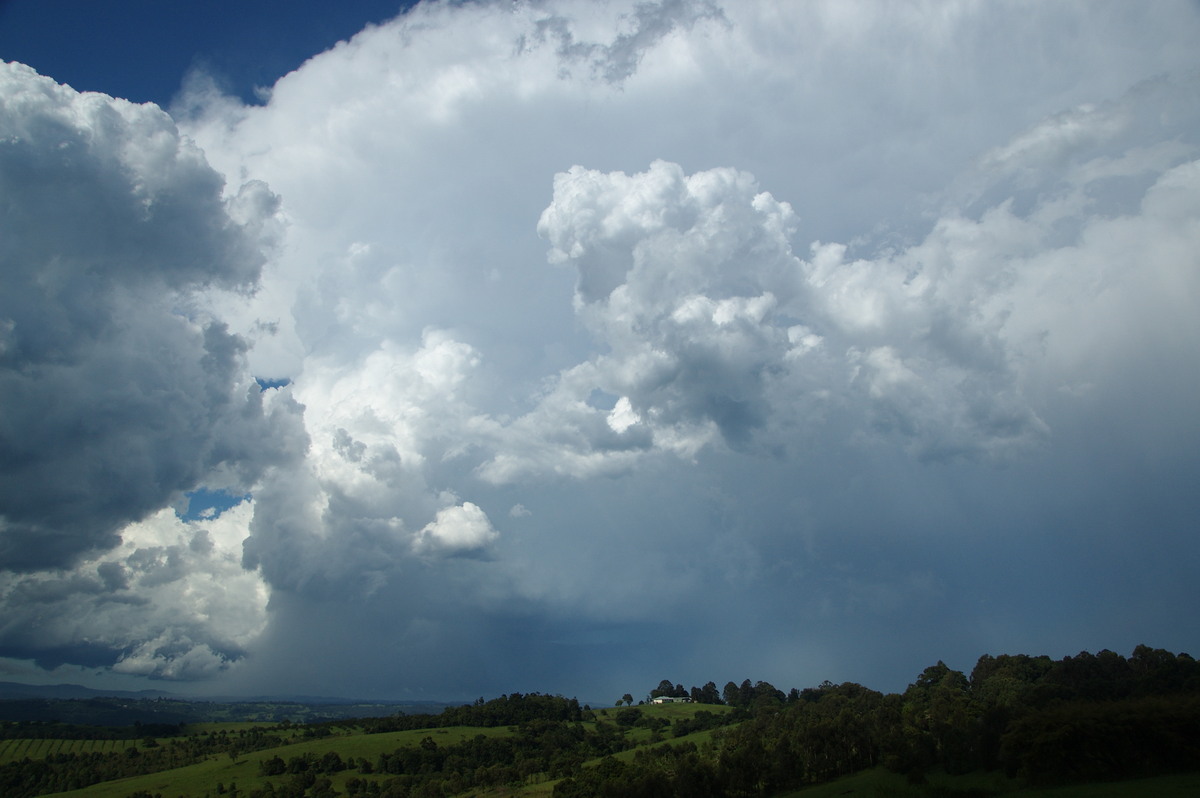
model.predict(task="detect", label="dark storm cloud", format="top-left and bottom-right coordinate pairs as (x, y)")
top-left (0, 63), bottom-right (301, 571)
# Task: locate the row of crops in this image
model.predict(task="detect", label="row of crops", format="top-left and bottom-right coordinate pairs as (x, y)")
top-left (0, 736), bottom-right (141, 764)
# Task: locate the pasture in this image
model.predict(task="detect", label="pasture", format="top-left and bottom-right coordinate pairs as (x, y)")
top-left (37, 724), bottom-right (515, 798)
top-left (0, 736), bottom-right (142, 764)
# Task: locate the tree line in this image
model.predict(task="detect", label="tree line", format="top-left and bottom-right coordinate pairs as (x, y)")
top-left (558, 644), bottom-right (1200, 796)
top-left (275, 646), bottom-right (1200, 797)
top-left (0, 726), bottom-right (291, 797)
top-left (629, 678), bottom-right (781, 707)
top-left (354, 691), bottom-right (586, 733)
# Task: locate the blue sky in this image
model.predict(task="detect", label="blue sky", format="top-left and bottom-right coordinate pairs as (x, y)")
top-left (0, 0), bottom-right (416, 105)
top-left (1, 0), bottom-right (1199, 703)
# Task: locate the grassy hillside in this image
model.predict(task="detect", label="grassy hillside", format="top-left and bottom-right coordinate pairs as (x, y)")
top-left (39, 725), bottom-right (512, 798)
top-left (31, 702), bottom-right (729, 798)
top-left (12, 702), bottom-right (1200, 798)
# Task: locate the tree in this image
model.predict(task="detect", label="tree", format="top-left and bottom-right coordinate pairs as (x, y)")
top-left (722, 681), bottom-right (740, 706)
top-left (623, 693), bottom-right (634, 706)
top-left (737, 679), bottom-right (754, 708)
top-left (754, 681), bottom-right (785, 704)
top-left (902, 661), bottom-right (974, 773)
top-left (651, 680), bottom-right (675, 699)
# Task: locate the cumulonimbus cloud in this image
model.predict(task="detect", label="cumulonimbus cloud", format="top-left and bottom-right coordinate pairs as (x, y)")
top-left (4, 0), bottom-right (1199, 693)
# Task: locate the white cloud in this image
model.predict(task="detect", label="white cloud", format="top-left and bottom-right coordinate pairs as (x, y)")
top-left (493, 153), bottom-right (1060, 471)
top-left (607, 396), bottom-right (640, 433)
top-left (413, 502), bottom-right (499, 557)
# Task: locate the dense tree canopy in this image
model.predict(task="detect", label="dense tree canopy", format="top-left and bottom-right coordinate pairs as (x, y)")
top-left (566, 646), bottom-right (1200, 796)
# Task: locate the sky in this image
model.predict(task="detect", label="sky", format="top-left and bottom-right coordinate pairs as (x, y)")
top-left (1, 0), bottom-right (1199, 704)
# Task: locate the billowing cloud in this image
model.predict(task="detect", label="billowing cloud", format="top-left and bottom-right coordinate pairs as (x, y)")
top-left (0, 502), bottom-right (267, 679)
top-left (0, 62), bottom-right (304, 676)
top-left (514, 72), bottom-right (1199, 475)
top-left (5, 0), bottom-right (1200, 697)
top-left (413, 502), bottom-right (499, 556)
top-left (0, 62), bottom-right (302, 574)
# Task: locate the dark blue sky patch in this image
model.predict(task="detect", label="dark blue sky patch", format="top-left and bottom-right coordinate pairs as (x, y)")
top-left (181, 487), bottom-right (249, 521)
top-left (255, 377), bottom-right (292, 391)
top-left (0, 0), bottom-right (419, 106)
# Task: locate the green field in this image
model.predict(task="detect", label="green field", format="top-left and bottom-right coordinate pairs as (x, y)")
top-left (38, 725), bottom-right (513, 798)
top-left (10, 702), bottom-right (1197, 798)
top-left (27, 704), bottom-right (718, 797)
top-left (0, 737), bottom-right (144, 764)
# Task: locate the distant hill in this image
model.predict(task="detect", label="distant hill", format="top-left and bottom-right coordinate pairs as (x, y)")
top-left (0, 680), bottom-right (453, 706)
top-left (0, 682), bottom-right (456, 726)
top-left (0, 681), bottom-right (174, 700)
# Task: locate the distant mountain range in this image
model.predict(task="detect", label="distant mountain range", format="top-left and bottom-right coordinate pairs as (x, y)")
top-left (0, 681), bottom-right (175, 701)
top-left (0, 680), bottom-right (450, 705)
top-left (0, 681), bottom-right (458, 725)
